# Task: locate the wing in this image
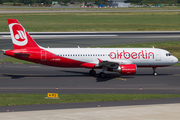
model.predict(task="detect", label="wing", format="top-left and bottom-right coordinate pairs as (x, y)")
top-left (81, 58), bottom-right (133, 69)
top-left (96, 59), bottom-right (133, 68)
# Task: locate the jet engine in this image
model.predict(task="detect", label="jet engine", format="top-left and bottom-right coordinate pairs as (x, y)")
top-left (111, 64), bottom-right (137, 75)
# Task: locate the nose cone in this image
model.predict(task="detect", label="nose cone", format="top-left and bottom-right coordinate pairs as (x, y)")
top-left (173, 56), bottom-right (178, 64)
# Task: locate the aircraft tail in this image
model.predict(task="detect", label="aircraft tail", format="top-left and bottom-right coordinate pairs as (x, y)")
top-left (7, 19), bottom-right (40, 49)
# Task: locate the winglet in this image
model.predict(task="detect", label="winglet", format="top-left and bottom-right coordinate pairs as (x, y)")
top-left (97, 58), bottom-right (103, 64)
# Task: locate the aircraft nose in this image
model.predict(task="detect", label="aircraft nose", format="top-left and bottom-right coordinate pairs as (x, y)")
top-left (173, 56), bottom-right (178, 64)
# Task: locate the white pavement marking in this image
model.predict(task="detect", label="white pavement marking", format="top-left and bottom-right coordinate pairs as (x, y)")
top-left (0, 103), bottom-right (180, 120)
top-left (1, 31), bottom-right (180, 34)
top-left (2, 35), bottom-right (118, 38)
top-left (2, 35), bottom-right (180, 38)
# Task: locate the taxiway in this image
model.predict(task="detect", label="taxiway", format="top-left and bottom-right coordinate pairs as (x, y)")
top-left (0, 63), bottom-right (180, 94)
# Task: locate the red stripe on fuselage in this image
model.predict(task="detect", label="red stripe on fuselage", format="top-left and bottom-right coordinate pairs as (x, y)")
top-left (4, 48), bottom-right (85, 68)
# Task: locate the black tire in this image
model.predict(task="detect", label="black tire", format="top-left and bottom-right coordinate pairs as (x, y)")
top-left (99, 72), bottom-right (106, 78)
top-left (89, 70), bottom-right (96, 76)
top-left (153, 72), bottom-right (157, 76)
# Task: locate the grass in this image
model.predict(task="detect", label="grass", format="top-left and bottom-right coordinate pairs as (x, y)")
top-left (0, 93), bottom-right (180, 106)
top-left (0, 6), bottom-right (180, 10)
top-left (0, 57), bottom-right (34, 64)
top-left (0, 11), bottom-right (180, 32)
top-left (174, 62), bottom-right (180, 66)
top-left (0, 11), bottom-right (179, 63)
top-left (0, 10), bottom-right (179, 106)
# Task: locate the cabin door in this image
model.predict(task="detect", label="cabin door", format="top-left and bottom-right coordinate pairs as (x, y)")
top-left (41, 50), bottom-right (46, 61)
top-left (155, 50), bottom-right (161, 61)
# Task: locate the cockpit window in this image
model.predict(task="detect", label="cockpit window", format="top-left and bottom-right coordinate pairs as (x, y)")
top-left (166, 53), bottom-right (171, 56)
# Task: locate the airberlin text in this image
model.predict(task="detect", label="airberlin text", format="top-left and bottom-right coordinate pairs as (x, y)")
top-left (109, 50), bottom-right (154, 59)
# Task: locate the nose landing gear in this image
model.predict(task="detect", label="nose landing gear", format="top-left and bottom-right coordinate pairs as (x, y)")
top-left (153, 67), bottom-right (158, 76)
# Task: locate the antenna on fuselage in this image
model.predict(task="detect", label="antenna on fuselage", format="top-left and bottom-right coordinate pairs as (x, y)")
top-left (78, 46), bottom-right (80, 48)
top-left (152, 46), bottom-right (154, 48)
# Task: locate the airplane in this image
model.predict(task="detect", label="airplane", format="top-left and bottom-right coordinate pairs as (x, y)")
top-left (3, 19), bottom-right (178, 78)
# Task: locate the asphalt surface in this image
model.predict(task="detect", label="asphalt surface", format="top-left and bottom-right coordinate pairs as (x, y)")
top-left (0, 32), bottom-right (180, 112)
top-left (0, 63), bottom-right (180, 112)
top-left (0, 63), bottom-right (180, 94)
top-left (1, 98), bottom-right (180, 113)
top-left (1, 32), bottom-right (180, 60)
top-left (0, 8), bottom-right (180, 116)
top-left (1, 32), bottom-right (180, 49)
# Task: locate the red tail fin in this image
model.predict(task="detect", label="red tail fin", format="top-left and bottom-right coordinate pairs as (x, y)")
top-left (7, 19), bottom-right (40, 49)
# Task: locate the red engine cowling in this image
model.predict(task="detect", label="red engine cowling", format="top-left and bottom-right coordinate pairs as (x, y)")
top-left (111, 64), bottom-right (137, 75)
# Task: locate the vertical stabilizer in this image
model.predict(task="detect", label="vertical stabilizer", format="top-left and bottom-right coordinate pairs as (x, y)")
top-left (7, 19), bottom-right (40, 49)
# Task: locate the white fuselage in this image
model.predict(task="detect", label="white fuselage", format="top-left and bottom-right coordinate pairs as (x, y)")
top-left (44, 47), bottom-right (178, 67)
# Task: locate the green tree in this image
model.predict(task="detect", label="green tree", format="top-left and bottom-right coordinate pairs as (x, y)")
top-left (95, 0), bottom-right (107, 5)
top-left (24, 0), bottom-right (34, 4)
top-left (85, 1), bottom-right (87, 5)
top-left (44, 0), bottom-right (50, 4)
top-left (0, 0), bottom-right (3, 4)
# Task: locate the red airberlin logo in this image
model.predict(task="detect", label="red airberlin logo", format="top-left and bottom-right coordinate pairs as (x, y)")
top-left (12, 24), bottom-right (26, 41)
top-left (109, 50), bottom-right (154, 59)
top-left (10, 23), bottom-right (27, 46)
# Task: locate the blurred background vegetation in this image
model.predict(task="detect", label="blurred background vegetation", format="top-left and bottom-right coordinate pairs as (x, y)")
top-left (0, 0), bottom-right (180, 6)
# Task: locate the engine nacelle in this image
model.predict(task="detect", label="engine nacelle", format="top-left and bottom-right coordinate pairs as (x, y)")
top-left (111, 64), bottom-right (137, 75)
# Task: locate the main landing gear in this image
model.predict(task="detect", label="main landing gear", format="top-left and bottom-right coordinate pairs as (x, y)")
top-left (89, 69), bottom-right (96, 76)
top-left (99, 66), bottom-right (107, 78)
top-left (153, 67), bottom-right (158, 76)
top-left (99, 72), bottom-right (106, 78)
top-left (89, 69), bottom-right (106, 78)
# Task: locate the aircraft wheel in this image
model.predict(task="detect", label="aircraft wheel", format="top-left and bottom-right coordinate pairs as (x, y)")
top-left (153, 72), bottom-right (157, 76)
top-left (89, 70), bottom-right (96, 76)
top-left (99, 72), bottom-right (106, 78)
